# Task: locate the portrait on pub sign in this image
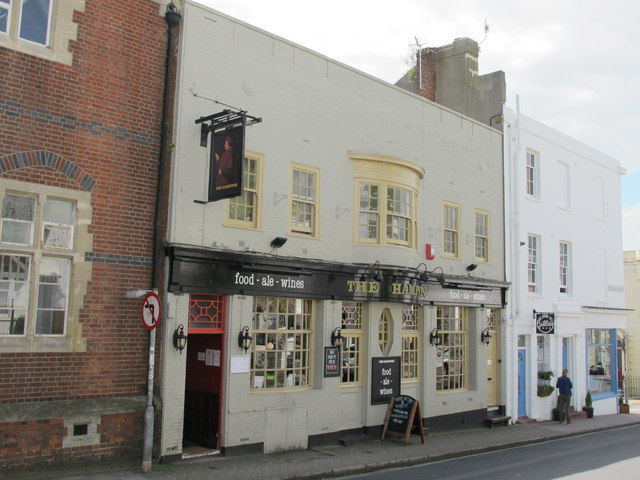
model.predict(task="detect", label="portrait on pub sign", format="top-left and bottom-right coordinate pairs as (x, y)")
top-left (209, 125), bottom-right (245, 201)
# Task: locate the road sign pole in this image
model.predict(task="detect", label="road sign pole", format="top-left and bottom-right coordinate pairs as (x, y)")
top-left (142, 327), bottom-right (155, 473)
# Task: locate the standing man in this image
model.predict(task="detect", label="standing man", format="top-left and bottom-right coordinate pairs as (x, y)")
top-left (556, 369), bottom-right (573, 424)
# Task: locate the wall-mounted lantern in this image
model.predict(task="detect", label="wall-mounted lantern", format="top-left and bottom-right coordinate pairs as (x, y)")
top-left (238, 325), bottom-right (252, 352)
top-left (429, 328), bottom-right (441, 346)
top-left (481, 327), bottom-right (492, 346)
top-left (173, 324), bottom-right (188, 353)
top-left (331, 327), bottom-right (343, 348)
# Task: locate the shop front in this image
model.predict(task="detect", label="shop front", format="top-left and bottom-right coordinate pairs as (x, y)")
top-left (160, 245), bottom-right (507, 459)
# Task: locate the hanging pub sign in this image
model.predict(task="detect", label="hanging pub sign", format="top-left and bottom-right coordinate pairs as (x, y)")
top-left (210, 125), bottom-right (244, 201)
top-left (195, 109), bottom-right (262, 203)
top-left (535, 311), bottom-right (555, 334)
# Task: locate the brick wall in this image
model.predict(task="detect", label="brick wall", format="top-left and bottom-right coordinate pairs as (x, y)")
top-left (416, 48), bottom-right (436, 101)
top-left (0, 0), bottom-right (172, 470)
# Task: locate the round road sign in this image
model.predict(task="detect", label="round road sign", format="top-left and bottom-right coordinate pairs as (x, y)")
top-left (140, 292), bottom-right (161, 330)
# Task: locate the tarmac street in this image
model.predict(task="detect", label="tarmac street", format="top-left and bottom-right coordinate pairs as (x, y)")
top-left (5, 405), bottom-right (640, 480)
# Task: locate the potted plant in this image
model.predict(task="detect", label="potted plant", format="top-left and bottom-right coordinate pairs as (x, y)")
top-left (537, 371), bottom-right (555, 397)
top-left (619, 396), bottom-right (630, 414)
top-left (537, 385), bottom-right (555, 397)
top-left (583, 391), bottom-right (594, 418)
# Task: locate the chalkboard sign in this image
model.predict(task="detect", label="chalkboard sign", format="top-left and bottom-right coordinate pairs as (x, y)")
top-left (324, 346), bottom-right (340, 377)
top-left (381, 395), bottom-right (425, 445)
top-left (371, 356), bottom-right (401, 404)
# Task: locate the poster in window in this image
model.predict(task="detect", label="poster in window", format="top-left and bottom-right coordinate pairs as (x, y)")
top-left (209, 125), bottom-right (245, 201)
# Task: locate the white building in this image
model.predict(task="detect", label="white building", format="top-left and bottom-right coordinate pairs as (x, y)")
top-left (157, 1), bottom-right (508, 461)
top-left (503, 104), bottom-right (627, 422)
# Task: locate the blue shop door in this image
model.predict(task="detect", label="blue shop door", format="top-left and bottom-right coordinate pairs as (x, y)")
top-left (562, 338), bottom-right (568, 371)
top-left (518, 349), bottom-right (527, 417)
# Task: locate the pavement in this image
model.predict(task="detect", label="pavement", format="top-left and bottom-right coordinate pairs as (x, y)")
top-left (6, 404), bottom-right (640, 480)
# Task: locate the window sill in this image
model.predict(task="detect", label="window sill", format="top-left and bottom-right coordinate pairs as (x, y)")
top-left (0, 335), bottom-right (87, 353)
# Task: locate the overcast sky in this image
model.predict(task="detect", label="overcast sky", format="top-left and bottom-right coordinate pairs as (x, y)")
top-left (196, 0), bottom-right (640, 251)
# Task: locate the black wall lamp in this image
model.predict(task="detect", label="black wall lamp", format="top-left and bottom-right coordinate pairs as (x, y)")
top-left (416, 263), bottom-right (429, 283)
top-left (173, 324), bottom-right (188, 353)
top-left (238, 326), bottom-right (253, 352)
top-left (481, 328), bottom-right (492, 345)
top-left (429, 328), bottom-right (441, 346)
top-left (372, 260), bottom-right (383, 282)
top-left (430, 266), bottom-right (446, 286)
top-left (331, 327), bottom-right (343, 348)
top-left (270, 236), bottom-right (287, 249)
top-left (416, 265), bottom-right (446, 286)
top-left (466, 263), bottom-right (478, 272)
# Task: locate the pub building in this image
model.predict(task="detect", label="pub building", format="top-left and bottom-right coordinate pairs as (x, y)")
top-left (157, 2), bottom-right (508, 461)
top-left (161, 245), bottom-right (508, 458)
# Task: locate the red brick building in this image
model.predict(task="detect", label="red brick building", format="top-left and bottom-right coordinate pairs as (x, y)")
top-left (0, 0), bottom-right (176, 471)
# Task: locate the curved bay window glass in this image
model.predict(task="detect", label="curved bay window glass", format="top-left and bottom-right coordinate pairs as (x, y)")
top-left (587, 329), bottom-right (614, 395)
top-left (251, 296), bottom-right (313, 390)
top-left (436, 306), bottom-right (467, 391)
top-left (401, 305), bottom-right (420, 380)
top-left (340, 301), bottom-right (364, 385)
top-left (378, 308), bottom-right (393, 355)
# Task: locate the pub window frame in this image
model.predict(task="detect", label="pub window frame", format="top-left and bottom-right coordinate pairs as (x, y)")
top-left (401, 305), bottom-right (420, 381)
top-left (435, 306), bottom-right (468, 392)
top-left (250, 296), bottom-right (314, 391)
top-left (226, 151), bottom-right (262, 230)
top-left (340, 301), bottom-right (365, 386)
top-left (443, 202), bottom-right (460, 258)
top-left (289, 164), bottom-right (319, 238)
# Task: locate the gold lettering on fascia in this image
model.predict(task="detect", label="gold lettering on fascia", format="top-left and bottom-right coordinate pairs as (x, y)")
top-left (346, 280), bottom-right (380, 293)
top-left (390, 283), bottom-right (427, 297)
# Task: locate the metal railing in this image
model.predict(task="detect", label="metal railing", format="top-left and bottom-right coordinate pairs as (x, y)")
top-left (625, 376), bottom-right (640, 399)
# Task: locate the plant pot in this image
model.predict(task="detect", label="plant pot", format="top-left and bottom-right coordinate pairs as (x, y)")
top-left (620, 405), bottom-right (630, 414)
top-left (584, 407), bottom-right (594, 418)
top-left (537, 386), bottom-right (554, 397)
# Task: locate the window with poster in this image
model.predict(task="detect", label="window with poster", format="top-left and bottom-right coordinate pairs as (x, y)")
top-left (250, 296), bottom-right (313, 390)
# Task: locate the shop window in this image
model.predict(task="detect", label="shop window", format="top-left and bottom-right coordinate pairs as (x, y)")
top-left (435, 306), bottom-right (467, 391)
top-left (340, 301), bottom-right (364, 385)
top-left (443, 202), bottom-right (459, 258)
top-left (226, 152), bottom-right (262, 229)
top-left (587, 329), bottom-right (614, 395)
top-left (536, 335), bottom-right (549, 372)
top-left (290, 165), bottom-right (318, 237)
top-left (378, 308), bottom-right (393, 356)
top-left (474, 210), bottom-right (489, 263)
top-left (251, 296), bottom-right (313, 390)
top-left (1, 189), bottom-right (77, 338)
top-left (0, 0), bottom-right (84, 66)
top-left (401, 305), bottom-right (420, 381)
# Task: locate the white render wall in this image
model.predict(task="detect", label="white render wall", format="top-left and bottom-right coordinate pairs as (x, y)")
top-left (169, 2), bottom-right (504, 275)
top-left (160, 1), bottom-right (506, 456)
top-left (503, 105), bottom-right (626, 421)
